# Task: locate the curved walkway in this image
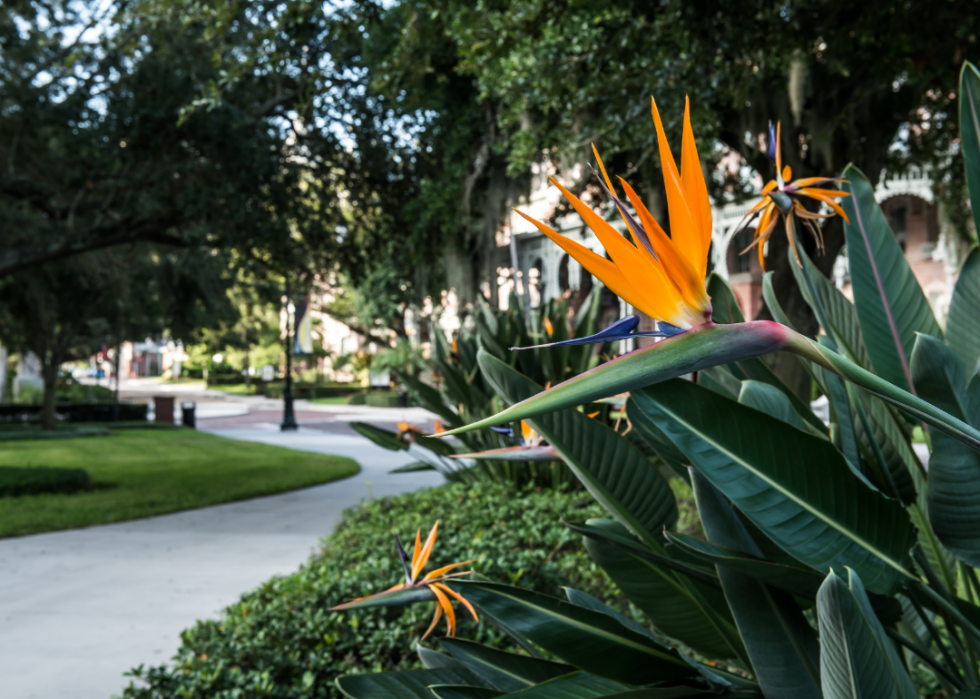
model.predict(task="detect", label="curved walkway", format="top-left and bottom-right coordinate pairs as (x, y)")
top-left (0, 405), bottom-right (443, 699)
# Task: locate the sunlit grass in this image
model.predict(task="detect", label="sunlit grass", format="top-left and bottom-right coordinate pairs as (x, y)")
top-left (0, 429), bottom-right (358, 537)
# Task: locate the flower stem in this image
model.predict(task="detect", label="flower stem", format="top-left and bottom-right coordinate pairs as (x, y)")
top-left (784, 331), bottom-right (980, 452)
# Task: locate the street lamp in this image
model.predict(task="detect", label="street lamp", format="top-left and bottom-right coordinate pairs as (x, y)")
top-left (281, 277), bottom-right (298, 431)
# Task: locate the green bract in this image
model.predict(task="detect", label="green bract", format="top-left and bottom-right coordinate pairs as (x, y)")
top-left (334, 62), bottom-right (980, 699)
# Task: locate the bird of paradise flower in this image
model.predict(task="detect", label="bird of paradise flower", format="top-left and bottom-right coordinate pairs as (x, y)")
top-left (513, 97), bottom-right (713, 349)
top-left (330, 522), bottom-right (478, 638)
top-left (734, 121), bottom-right (850, 269)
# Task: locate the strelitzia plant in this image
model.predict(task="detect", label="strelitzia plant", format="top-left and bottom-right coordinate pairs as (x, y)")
top-left (334, 65), bottom-right (980, 699)
top-left (330, 522), bottom-right (478, 639)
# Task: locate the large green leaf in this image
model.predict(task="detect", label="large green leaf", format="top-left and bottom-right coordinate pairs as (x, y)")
top-left (627, 396), bottom-right (691, 480)
top-left (350, 422), bottom-right (409, 452)
top-left (630, 379), bottom-right (916, 595)
top-left (708, 274), bottom-right (824, 431)
top-left (698, 365), bottom-right (743, 399)
top-left (582, 518), bottom-right (739, 659)
top-left (849, 386), bottom-right (922, 503)
top-left (816, 569), bottom-right (917, 699)
top-left (439, 322), bottom-right (792, 436)
top-left (397, 372), bottom-right (463, 429)
top-left (841, 164), bottom-right (942, 394)
top-left (429, 687), bottom-right (502, 699)
top-left (737, 380), bottom-right (813, 434)
top-left (337, 668), bottom-right (492, 699)
top-left (790, 246), bottom-right (872, 371)
top-left (439, 638), bottom-right (573, 692)
top-left (946, 246), bottom-right (980, 377)
top-left (911, 334), bottom-right (980, 566)
top-left (564, 586), bottom-right (663, 640)
top-left (565, 520), bottom-right (722, 590)
top-left (476, 351), bottom-right (677, 548)
top-left (691, 471), bottom-right (822, 699)
top-left (331, 585), bottom-right (436, 611)
top-left (596, 690), bottom-right (749, 699)
top-left (664, 531), bottom-right (825, 600)
top-left (490, 672), bottom-right (631, 698)
top-left (960, 62), bottom-right (980, 239)
top-left (446, 581), bottom-right (696, 685)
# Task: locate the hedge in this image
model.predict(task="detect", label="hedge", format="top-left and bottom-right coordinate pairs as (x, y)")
top-left (0, 466), bottom-right (92, 497)
top-left (0, 403), bottom-right (148, 423)
top-left (121, 482), bottom-right (627, 698)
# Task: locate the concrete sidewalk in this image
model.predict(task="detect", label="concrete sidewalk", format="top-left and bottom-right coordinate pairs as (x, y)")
top-left (0, 428), bottom-right (443, 699)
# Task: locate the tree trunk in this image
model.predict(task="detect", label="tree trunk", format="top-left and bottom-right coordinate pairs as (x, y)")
top-left (244, 349), bottom-right (251, 391)
top-left (41, 360), bottom-right (58, 431)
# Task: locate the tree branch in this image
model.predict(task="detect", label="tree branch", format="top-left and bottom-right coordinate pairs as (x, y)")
top-left (0, 215), bottom-right (189, 277)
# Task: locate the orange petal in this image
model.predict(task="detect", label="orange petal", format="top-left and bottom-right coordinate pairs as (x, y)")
top-left (412, 522), bottom-right (439, 580)
top-left (434, 582), bottom-right (479, 624)
top-left (786, 211), bottom-right (802, 267)
top-left (548, 178), bottom-right (693, 326)
top-left (762, 179), bottom-right (778, 195)
top-left (796, 189), bottom-right (850, 223)
top-left (513, 209), bottom-right (669, 322)
top-left (592, 145), bottom-right (633, 233)
top-left (775, 122), bottom-right (782, 177)
top-left (423, 559), bottom-right (476, 581)
top-left (743, 196), bottom-right (772, 217)
top-left (618, 178), bottom-right (709, 312)
top-left (789, 176), bottom-right (845, 188)
top-left (753, 205), bottom-right (779, 272)
top-left (588, 411), bottom-right (600, 418)
top-left (430, 582), bottom-right (457, 636)
top-left (650, 97), bottom-right (704, 278)
top-left (411, 528), bottom-right (422, 579)
top-left (782, 165), bottom-right (792, 182)
top-left (796, 187), bottom-right (850, 199)
top-left (421, 601), bottom-right (443, 640)
top-left (681, 96), bottom-right (713, 273)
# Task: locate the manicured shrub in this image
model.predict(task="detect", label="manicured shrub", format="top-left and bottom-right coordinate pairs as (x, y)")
top-left (121, 482), bottom-right (623, 698)
top-left (0, 466), bottom-right (92, 497)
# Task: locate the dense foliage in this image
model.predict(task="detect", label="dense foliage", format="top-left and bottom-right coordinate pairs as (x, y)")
top-left (119, 481), bottom-right (667, 698)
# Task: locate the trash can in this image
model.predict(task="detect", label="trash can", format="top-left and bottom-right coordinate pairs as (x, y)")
top-left (154, 396), bottom-right (175, 424)
top-left (181, 401), bottom-right (196, 429)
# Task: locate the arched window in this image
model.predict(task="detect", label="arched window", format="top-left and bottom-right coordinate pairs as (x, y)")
top-left (558, 254), bottom-right (570, 294)
top-left (728, 228), bottom-right (756, 275)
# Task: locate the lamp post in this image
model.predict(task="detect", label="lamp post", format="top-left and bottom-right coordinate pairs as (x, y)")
top-left (281, 276), bottom-right (298, 431)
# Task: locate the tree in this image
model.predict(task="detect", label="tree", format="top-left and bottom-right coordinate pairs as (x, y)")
top-left (371, 0), bottom-right (980, 395)
top-left (0, 244), bottom-right (234, 428)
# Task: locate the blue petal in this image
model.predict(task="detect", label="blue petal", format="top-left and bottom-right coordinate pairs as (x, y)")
top-left (511, 316), bottom-right (687, 350)
top-left (490, 426), bottom-right (514, 436)
top-left (767, 122), bottom-right (777, 161)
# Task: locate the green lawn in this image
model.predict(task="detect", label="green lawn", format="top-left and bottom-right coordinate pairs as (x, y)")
top-left (213, 383), bottom-right (259, 395)
top-left (0, 429), bottom-right (359, 537)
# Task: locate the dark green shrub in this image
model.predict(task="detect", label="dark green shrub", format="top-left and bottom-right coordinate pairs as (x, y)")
top-left (364, 390), bottom-right (400, 407)
top-left (121, 482), bottom-right (622, 698)
top-left (346, 391), bottom-right (367, 405)
top-left (0, 403), bottom-right (148, 423)
top-left (0, 466), bottom-right (92, 497)
top-left (56, 382), bottom-right (113, 403)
